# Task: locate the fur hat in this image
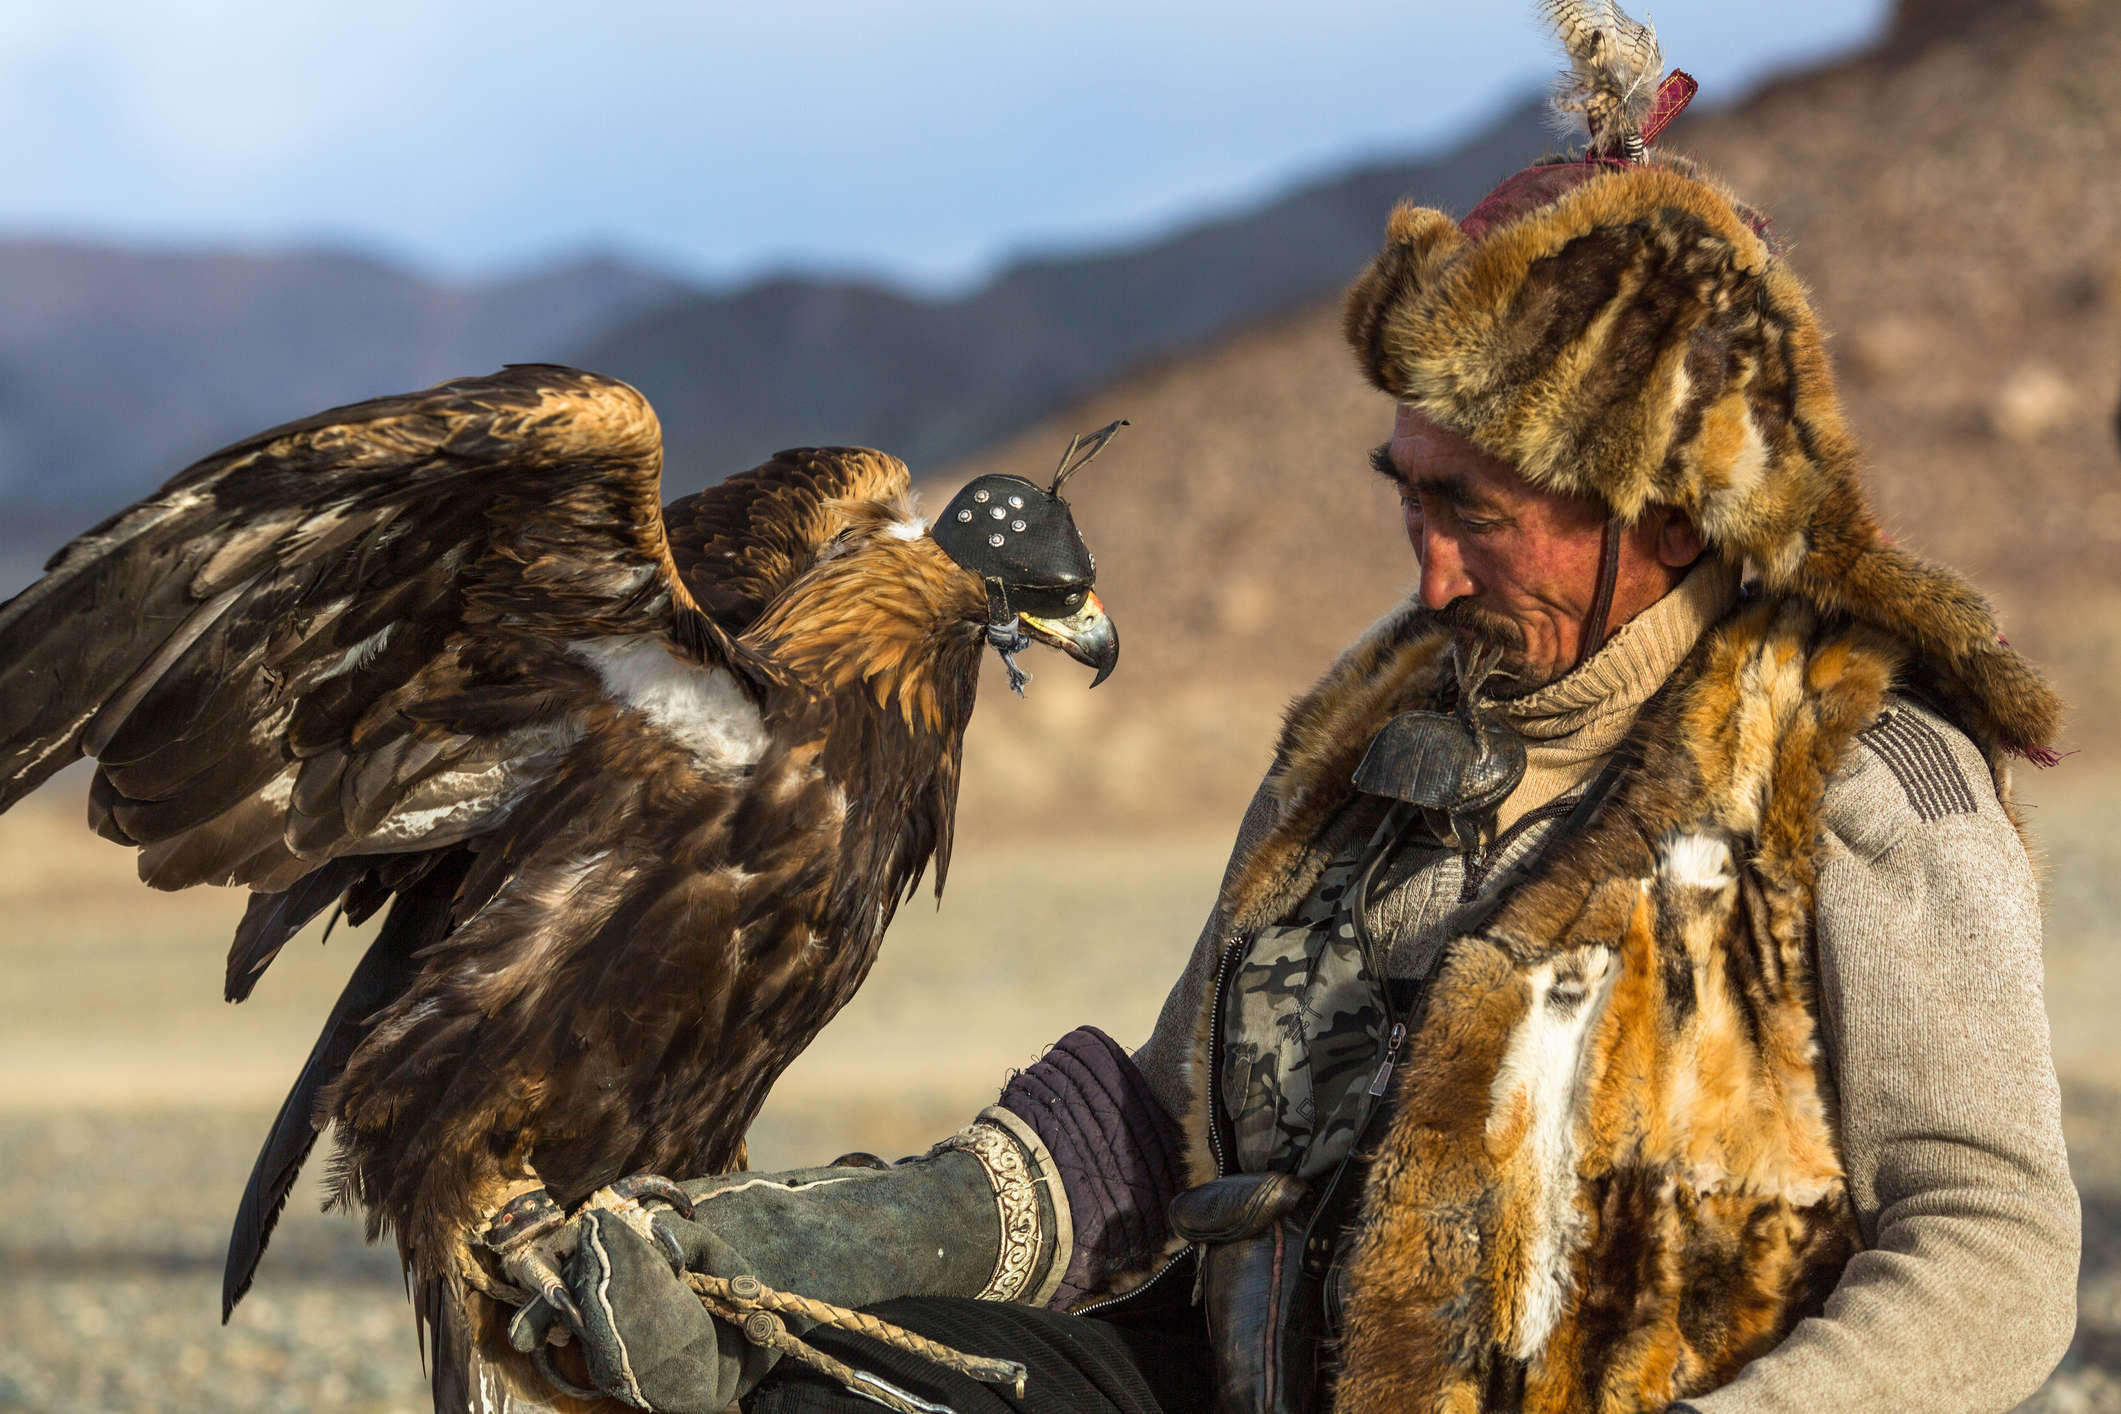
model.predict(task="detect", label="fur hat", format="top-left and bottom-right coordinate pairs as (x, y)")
top-left (1340, 3), bottom-right (2060, 760)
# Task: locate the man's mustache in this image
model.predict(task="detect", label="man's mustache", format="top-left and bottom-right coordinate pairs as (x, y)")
top-left (1433, 598), bottom-right (1527, 653)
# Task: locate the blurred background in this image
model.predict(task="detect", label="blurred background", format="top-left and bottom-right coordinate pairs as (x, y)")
top-left (1, 0), bottom-right (2116, 1409)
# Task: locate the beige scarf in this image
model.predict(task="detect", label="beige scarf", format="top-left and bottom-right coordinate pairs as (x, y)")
top-left (1491, 556), bottom-right (1740, 831)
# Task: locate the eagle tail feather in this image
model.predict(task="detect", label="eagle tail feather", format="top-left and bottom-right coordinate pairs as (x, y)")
top-left (425, 1276), bottom-right (477, 1414)
top-left (223, 853), bottom-right (464, 1318)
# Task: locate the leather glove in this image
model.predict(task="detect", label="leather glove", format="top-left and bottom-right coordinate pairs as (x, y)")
top-left (655, 1152), bottom-right (1009, 1310)
top-left (510, 1126), bottom-right (1054, 1410)
top-left (511, 1212), bottom-right (776, 1414)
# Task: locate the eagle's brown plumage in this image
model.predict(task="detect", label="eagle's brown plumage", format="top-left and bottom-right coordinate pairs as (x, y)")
top-left (0, 364), bottom-right (1103, 1412)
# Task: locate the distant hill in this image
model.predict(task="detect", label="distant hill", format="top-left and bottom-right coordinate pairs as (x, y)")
top-left (0, 246), bottom-right (694, 560)
top-left (934, 0), bottom-right (2121, 837)
top-left (7, 0), bottom-right (2108, 806)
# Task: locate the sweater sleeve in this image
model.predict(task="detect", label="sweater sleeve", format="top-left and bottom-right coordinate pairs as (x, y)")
top-left (1689, 703), bottom-right (2079, 1414)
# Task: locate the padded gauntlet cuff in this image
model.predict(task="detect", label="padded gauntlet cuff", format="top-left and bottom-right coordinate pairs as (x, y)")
top-left (998, 1026), bottom-right (1189, 1308)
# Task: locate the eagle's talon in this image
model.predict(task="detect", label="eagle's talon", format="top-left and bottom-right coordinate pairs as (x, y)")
top-left (533, 1341), bottom-right (605, 1402)
top-left (653, 1221), bottom-right (687, 1272)
top-left (505, 1249), bottom-right (584, 1333)
top-left (609, 1173), bottom-right (695, 1220)
top-left (477, 1182), bottom-right (588, 1324)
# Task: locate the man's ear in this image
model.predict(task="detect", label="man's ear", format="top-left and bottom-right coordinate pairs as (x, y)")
top-left (1654, 508), bottom-right (1706, 570)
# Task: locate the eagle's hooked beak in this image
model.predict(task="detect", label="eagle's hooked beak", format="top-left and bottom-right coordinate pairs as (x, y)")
top-left (1018, 592), bottom-right (1119, 688)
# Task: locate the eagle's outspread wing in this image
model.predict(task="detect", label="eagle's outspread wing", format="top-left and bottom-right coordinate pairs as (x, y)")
top-left (1, 362), bottom-right (757, 893)
top-left (664, 445), bottom-right (913, 633)
top-left (0, 365), bottom-right (922, 1279)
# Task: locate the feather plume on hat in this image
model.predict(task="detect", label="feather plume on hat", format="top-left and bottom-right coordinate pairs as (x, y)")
top-left (1541, 0), bottom-right (1667, 160)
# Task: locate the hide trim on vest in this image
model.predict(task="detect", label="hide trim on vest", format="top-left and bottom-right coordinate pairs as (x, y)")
top-left (1188, 589), bottom-right (2028, 1411)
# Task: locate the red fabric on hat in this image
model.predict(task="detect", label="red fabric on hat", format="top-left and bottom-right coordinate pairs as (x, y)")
top-left (1457, 160), bottom-right (1618, 240)
top-left (1641, 70), bottom-right (1698, 145)
top-left (1459, 69), bottom-right (1702, 241)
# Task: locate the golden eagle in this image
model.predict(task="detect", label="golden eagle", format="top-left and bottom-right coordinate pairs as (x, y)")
top-left (0, 365), bottom-right (1119, 1408)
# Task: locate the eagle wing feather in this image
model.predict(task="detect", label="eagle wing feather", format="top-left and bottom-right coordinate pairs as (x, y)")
top-left (0, 363), bottom-right (761, 896)
top-left (663, 444), bottom-right (914, 632)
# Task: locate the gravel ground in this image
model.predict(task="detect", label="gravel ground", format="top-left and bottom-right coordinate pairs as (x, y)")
top-left (0, 1109), bottom-right (420, 1414)
top-left (0, 1097), bottom-right (1020, 1414)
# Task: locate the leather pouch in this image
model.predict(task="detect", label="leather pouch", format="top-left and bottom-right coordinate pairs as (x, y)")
top-left (1169, 1173), bottom-right (1318, 1414)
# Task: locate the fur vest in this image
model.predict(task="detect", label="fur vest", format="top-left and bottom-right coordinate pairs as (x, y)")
top-left (1190, 592), bottom-right (1944, 1412)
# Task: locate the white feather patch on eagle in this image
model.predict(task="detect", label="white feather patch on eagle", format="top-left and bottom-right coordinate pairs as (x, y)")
top-left (883, 517), bottom-right (928, 541)
top-left (1486, 947), bottom-right (1618, 1361)
top-left (571, 635), bottom-right (770, 769)
top-left (253, 770), bottom-right (296, 812)
top-left (546, 847), bottom-right (615, 902)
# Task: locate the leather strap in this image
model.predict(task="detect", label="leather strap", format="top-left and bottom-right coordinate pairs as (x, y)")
top-left (1172, 1173), bottom-right (1309, 1246)
top-left (1576, 515), bottom-right (1625, 670)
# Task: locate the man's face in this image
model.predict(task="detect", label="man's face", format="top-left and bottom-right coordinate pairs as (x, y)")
top-left (1374, 406), bottom-right (1687, 692)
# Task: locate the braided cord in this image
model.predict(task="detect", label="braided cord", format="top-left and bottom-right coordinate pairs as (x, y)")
top-left (686, 1272), bottom-right (1029, 1412)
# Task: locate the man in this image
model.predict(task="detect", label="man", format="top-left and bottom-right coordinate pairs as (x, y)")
top-left (500, 14), bottom-right (2079, 1413)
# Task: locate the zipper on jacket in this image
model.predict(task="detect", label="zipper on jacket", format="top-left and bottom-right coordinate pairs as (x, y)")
top-left (1073, 1244), bottom-right (1197, 1318)
top-left (1205, 935), bottom-right (1245, 1179)
top-left (1366, 1021), bottom-right (1408, 1097)
top-left (1459, 795), bottom-right (1581, 902)
top-left (1347, 801), bottom-right (1427, 1041)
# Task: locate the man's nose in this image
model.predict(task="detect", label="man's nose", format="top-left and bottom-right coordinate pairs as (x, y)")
top-left (1417, 525), bottom-right (1474, 610)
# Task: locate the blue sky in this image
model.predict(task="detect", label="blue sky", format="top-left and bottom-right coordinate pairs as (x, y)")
top-left (0, 2), bottom-right (1891, 291)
